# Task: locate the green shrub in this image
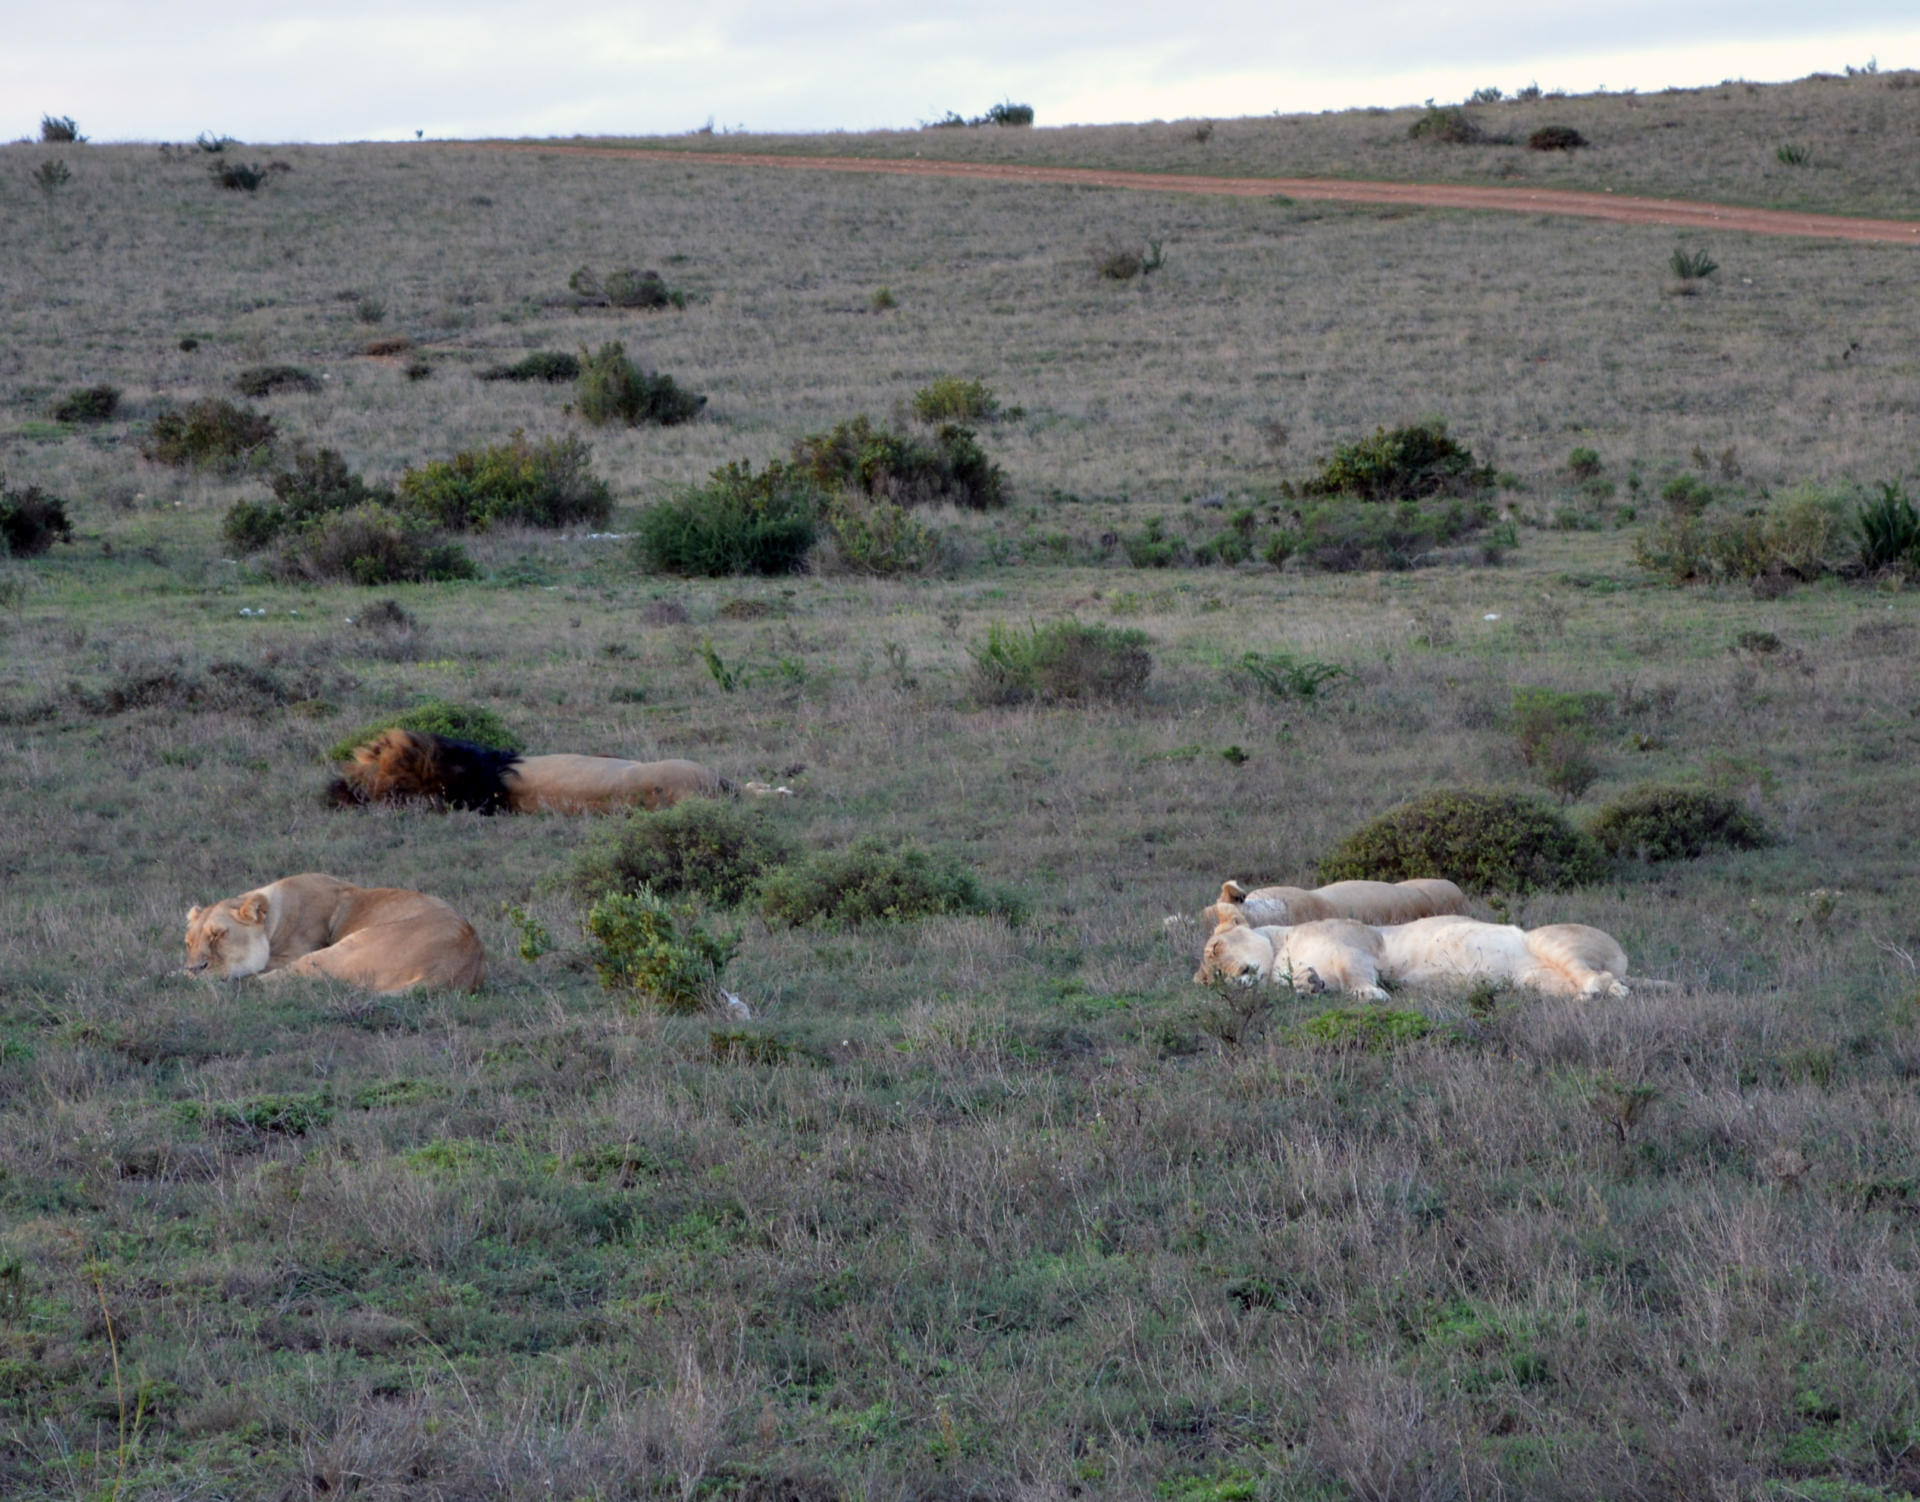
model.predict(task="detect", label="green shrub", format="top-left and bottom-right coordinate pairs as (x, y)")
top-left (1232, 651), bottom-right (1350, 700)
top-left (1528, 125), bottom-right (1587, 151)
top-left (327, 700), bottom-right (520, 761)
top-left (143, 398), bottom-right (275, 469)
top-left (1776, 142), bottom-right (1812, 166)
top-left (1589, 785), bottom-right (1771, 862)
top-left (911, 377), bottom-right (1001, 424)
top-left (40, 115), bottom-right (82, 144)
top-left (584, 889), bottom-right (737, 1013)
top-left (1123, 517), bottom-right (1183, 568)
top-left (31, 159), bottom-right (71, 199)
top-left (792, 415), bottom-right (1004, 509)
top-left (210, 160), bottom-right (267, 192)
top-left (1282, 496), bottom-right (1501, 571)
top-left (1670, 247), bottom-right (1718, 280)
top-left (1510, 687), bottom-right (1607, 765)
top-left (225, 447), bottom-right (395, 552)
top-left (398, 432), bottom-right (612, 531)
top-left (1635, 489), bottom-right (1853, 584)
top-left (478, 351), bottom-right (580, 383)
top-left (1301, 1007), bottom-right (1435, 1050)
top-left (1304, 421), bottom-right (1494, 501)
top-left (234, 365), bottom-right (319, 398)
top-left (270, 505), bottom-right (476, 586)
top-left (970, 619), bottom-right (1152, 705)
top-left (1409, 103), bottom-right (1483, 143)
top-left (1660, 474), bottom-right (1714, 514)
top-left (823, 495), bottom-right (943, 575)
top-left (634, 461), bottom-right (820, 576)
top-left (983, 101), bottom-right (1034, 126)
top-left (1568, 447), bottom-right (1603, 480)
top-left (1319, 789), bottom-right (1609, 894)
top-left (569, 798), bottom-right (794, 908)
top-left (568, 266), bottom-right (685, 310)
top-left (53, 384), bottom-right (119, 423)
top-left (760, 840), bottom-right (1021, 927)
top-left (1857, 481), bottom-right (1920, 572)
top-left (574, 341), bottom-right (705, 427)
top-left (0, 485), bottom-right (74, 558)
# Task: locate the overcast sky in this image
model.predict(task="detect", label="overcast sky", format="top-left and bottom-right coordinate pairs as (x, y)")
top-left (7, 2), bottom-right (1917, 144)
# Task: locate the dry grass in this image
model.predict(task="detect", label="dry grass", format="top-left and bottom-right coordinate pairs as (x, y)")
top-left (0, 85), bottom-right (1918, 1499)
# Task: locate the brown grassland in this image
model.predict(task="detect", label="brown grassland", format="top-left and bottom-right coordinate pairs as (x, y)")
top-left (1, 72), bottom-right (1919, 1500)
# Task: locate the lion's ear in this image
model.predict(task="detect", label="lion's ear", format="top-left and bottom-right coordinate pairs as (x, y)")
top-left (186, 906), bottom-right (202, 924)
top-left (234, 894), bottom-right (270, 926)
top-left (1212, 909), bottom-right (1248, 933)
top-left (1219, 880), bottom-right (1247, 902)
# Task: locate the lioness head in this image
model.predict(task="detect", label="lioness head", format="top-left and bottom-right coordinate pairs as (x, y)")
top-left (184, 893), bottom-right (272, 980)
top-left (1193, 920), bottom-right (1275, 985)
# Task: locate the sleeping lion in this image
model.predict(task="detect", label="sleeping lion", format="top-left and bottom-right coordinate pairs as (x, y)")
top-left (326, 728), bottom-right (789, 814)
top-left (1195, 910), bottom-right (1631, 1000)
top-left (1200, 877), bottom-right (1469, 928)
top-left (185, 873), bottom-right (486, 994)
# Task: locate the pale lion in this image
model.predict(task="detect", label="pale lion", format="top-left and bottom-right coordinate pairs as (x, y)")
top-left (1195, 910), bottom-right (1630, 1000)
top-left (185, 873), bottom-right (487, 994)
top-left (1201, 877), bottom-right (1468, 928)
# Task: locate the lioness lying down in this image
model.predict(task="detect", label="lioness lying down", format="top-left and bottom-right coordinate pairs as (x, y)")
top-left (327, 729), bottom-right (789, 814)
top-left (1195, 912), bottom-right (1631, 1000)
top-left (185, 873), bottom-right (486, 993)
top-left (1201, 877), bottom-right (1468, 928)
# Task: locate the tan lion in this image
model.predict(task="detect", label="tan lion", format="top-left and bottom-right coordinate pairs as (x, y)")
top-left (1200, 877), bottom-right (1468, 928)
top-left (1196, 910), bottom-right (1630, 1000)
top-left (185, 873), bottom-right (487, 993)
top-left (326, 729), bottom-right (790, 814)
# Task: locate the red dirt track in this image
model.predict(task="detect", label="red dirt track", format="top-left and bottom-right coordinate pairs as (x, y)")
top-left (479, 142), bottom-right (1920, 246)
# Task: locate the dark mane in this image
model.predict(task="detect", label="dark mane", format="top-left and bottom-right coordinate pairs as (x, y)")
top-left (325, 729), bottom-right (523, 814)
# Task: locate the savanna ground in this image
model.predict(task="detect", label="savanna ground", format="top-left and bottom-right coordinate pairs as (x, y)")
top-left (1, 72), bottom-right (1919, 1500)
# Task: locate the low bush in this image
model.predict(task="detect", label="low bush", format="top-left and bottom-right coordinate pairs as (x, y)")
top-left (1409, 103), bottom-right (1483, 143)
top-left (0, 485), bottom-right (74, 557)
top-left (1123, 517), bottom-right (1183, 567)
top-left (1300, 1007), bottom-right (1435, 1050)
top-left (1669, 247), bottom-right (1718, 280)
top-left (269, 505), bottom-right (476, 586)
top-left (398, 432), bottom-right (612, 532)
top-left (1272, 496), bottom-right (1501, 571)
top-left (209, 160), bottom-right (267, 192)
top-left (910, 377), bottom-right (1001, 424)
top-left (53, 384), bottom-right (119, 423)
top-left (1511, 686), bottom-right (1608, 802)
top-left (1303, 420), bottom-right (1494, 501)
top-left (574, 341), bottom-right (705, 427)
top-left (477, 351), bottom-right (580, 383)
top-left (1567, 447), bottom-right (1603, 480)
top-left (792, 415), bottom-right (1004, 509)
top-left (234, 365), bottom-right (319, 398)
top-left (760, 839), bottom-right (1021, 927)
top-left (1776, 142), bottom-right (1812, 166)
top-left (1232, 651), bottom-right (1350, 700)
top-left (1857, 481), bottom-right (1920, 572)
top-left (40, 115), bottom-right (82, 144)
top-left (1319, 788), bottom-right (1609, 894)
top-left (1661, 474), bottom-right (1714, 514)
top-left (143, 398), bottom-right (275, 469)
top-left (822, 495), bottom-right (943, 575)
top-left (569, 799), bottom-right (794, 908)
top-left (1528, 125), bottom-right (1587, 151)
top-left (327, 700), bottom-right (520, 761)
top-left (224, 448), bottom-right (394, 552)
top-left (568, 266), bottom-right (685, 310)
top-left (1635, 488), bottom-right (1853, 584)
top-left (584, 889), bottom-right (736, 1013)
top-left (634, 461), bottom-right (819, 577)
top-left (1589, 784), bottom-right (1771, 862)
top-left (1093, 240), bottom-right (1164, 280)
top-left (983, 101), bottom-right (1034, 126)
top-left (970, 619), bottom-right (1152, 705)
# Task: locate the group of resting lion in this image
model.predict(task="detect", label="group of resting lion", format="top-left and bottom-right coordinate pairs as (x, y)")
top-left (1193, 878), bottom-right (1634, 1000)
top-left (184, 729), bottom-right (787, 995)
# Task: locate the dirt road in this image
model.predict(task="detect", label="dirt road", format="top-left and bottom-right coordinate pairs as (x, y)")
top-left (481, 142), bottom-right (1920, 246)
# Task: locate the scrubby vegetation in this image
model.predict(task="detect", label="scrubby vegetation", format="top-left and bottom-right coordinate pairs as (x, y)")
top-left (52, 383), bottom-right (119, 423)
top-left (1590, 784), bottom-right (1771, 861)
top-left (1320, 788), bottom-right (1609, 893)
top-left (398, 432), bottom-right (612, 531)
top-left (326, 700), bottom-right (521, 760)
top-left (0, 483), bottom-right (73, 557)
top-left (910, 376), bottom-right (1001, 424)
top-left (1634, 486), bottom-right (1853, 584)
top-left (269, 504), bottom-right (476, 585)
top-left (634, 461), bottom-right (819, 576)
top-left (792, 415), bottom-right (1004, 509)
top-left (760, 839), bottom-right (1021, 926)
top-left (970, 618), bottom-right (1153, 704)
top-left (568, 265), bottom-right (686, 310)
top-left (574, 341), bottom-right (706, 427)
top-left (1528, 124), bottom-right (1588, 151)
top-left (223, 447), bottom-right (392, 551)
top-left (584, 888), bottom-right (736, 1012)
top-left (569, 799), bottom-right (794, 908)
top-left (39, 113), bottom-right (82, 143)
top-left (820, 494), bottom-right (944, 575)
top-left (234, 364), bottom-right (320, 398)
top-left (477, 351), bottom-right (580, 383)
top-left (1855, 481), bottom-right (1920, 573)
top-left (1303, 420), bottom-right (1495, 501)
top-left (143, 398), bottom-right (275, 469)
top-left (1409, 103), bottom-right (1484, 143)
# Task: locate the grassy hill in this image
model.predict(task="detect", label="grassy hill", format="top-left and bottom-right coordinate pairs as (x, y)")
top-left (1, 75), bottom-right (1918, 1499)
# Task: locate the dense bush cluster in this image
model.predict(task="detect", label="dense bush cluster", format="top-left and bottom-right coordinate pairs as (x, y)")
top-left (144, 398), bottom-right (275, 469)
top-left (0, 484), bottom-right (73, 557)
top-left (585, 889), bottom-right (736, 1013)
top-left (1590, 785), bottom-right (1771, 862)
top-left (792, 415), bottom-right (1004, 510)
top-left (570, 799), bottom-right (794, 908)
top-left (1409, 104), bottom-right (1484, 143)
top-left (398, 432), bottom-right (612, 531)
top-left (635, 461), bottom-right (819, 576)
top-left (970, 619), bottom-right (1152, 704)
top-left (910, 377), bottom-right (1001, 424)
top-left (477, 351), bottom-right (580, 383)
top-left (575, 342), bottom-right (705, 427)
top-left (820, 495), bottom-right (944, 576)
top-left (1303, 421), bottom-right (1495, 501)
top-left (568, 266), bottom-right (685, 310)
top-left (52, 384), bottom-right (119, 423)
top-left (1634, 487), bottom-right (1853, 584)
top-left (234, 365), bottom-right (319, 398)
top-left (760, 839), bottom-right (1021, 927)
top-left (1320, 788), bottom-right (1609, 893)
top-left (1274, 497), bottom-right (1501, 570)
top-left (1528, 125), bottom-right (1588, 150)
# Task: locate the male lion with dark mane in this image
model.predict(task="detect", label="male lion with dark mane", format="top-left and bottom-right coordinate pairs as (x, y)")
top-left (185, 873), bottom-right (486, 993)
top-left (326, 728), bottom-right (788, 814)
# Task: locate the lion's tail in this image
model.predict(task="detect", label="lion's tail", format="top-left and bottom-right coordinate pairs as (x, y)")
top-left (327, 729), bottom-right (522, 813)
